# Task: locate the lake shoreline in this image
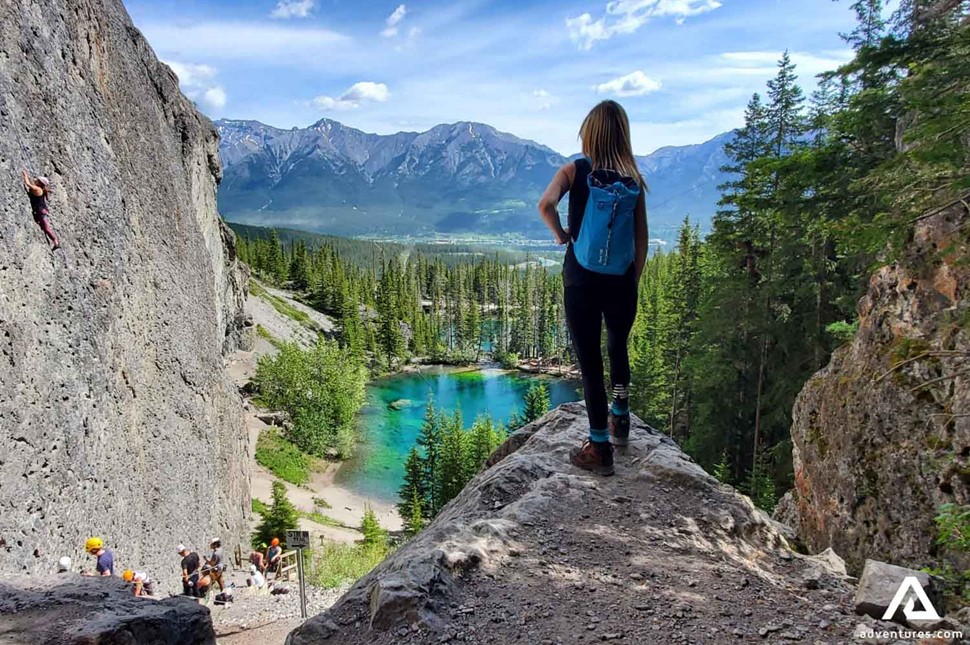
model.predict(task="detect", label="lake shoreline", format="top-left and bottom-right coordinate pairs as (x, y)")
top-left (336, 365), bottom-right (582, 503)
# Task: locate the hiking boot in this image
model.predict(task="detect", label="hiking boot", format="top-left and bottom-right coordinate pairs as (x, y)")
top-left (610, 411), bottom-right (630, 446)
top-left (570, 439), bottom-right (614, 476)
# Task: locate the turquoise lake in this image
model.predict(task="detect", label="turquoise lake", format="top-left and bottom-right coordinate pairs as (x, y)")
top-left (334, 367), bottom-right (581, 502)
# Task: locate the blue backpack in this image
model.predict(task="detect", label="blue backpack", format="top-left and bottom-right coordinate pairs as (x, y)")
top-left (573, 164), bottom-right (641, 275)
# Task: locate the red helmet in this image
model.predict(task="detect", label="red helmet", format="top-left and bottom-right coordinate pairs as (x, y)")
top-left (270, 538), bottom-right (280, 547)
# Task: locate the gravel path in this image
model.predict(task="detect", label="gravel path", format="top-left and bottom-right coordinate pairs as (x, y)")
top-left (212, 573), bottom-right (350, 641)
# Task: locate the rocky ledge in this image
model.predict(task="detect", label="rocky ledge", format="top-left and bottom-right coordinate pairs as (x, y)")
top-left (288, 403), bottom-right (868, 644)
top-left (0, 575), bottom-right (214, 644)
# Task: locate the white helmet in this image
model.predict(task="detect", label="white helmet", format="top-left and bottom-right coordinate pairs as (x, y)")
top-left (57, 556), bottom-right (72, 572)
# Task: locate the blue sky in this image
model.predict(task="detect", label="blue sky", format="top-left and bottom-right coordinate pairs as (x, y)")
top-left (126, 0), bottom-right (862, 154)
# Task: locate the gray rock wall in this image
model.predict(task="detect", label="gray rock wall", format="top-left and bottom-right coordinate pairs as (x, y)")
top-left (0, 0), bottom-right (249, 590)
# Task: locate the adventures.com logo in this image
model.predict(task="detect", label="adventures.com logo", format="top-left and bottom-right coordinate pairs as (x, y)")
top-left (855, 576), bottom-right (964, 642)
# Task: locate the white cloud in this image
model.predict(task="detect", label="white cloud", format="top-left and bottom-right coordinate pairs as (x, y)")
top-left (203, 87), bottom-right (227, 110)
top-left (165, 61), bottom-right (216, 87)
top-left (567, 0), bottom-right (721, 50)
top-left (532, 89), bottom-right (558, 111)
top-left (312, 81), bottom-right (390, 111)
top-left (271, 0), bottom-right (314, 19)
top-left (381, 4), bottom-right (408, 37)
top-left (164, 61), bottom-right (227, 111)
top-left (595, 71), bottom-right (662, 97)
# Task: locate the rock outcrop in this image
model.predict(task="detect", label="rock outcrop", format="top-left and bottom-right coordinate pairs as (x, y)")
top-left (785, 197), bottom-right (970, 574)
top-left (0, 575), bottom-right (215, 644)
top-left (288, 403), bottom-right (866, 644)
top-left (0, 0), bottom-right (249, 589)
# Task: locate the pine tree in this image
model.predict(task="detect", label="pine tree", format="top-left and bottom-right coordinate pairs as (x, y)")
top-left (437, 409), bottom-right (466, 508)
top-left (464, 414), bottom-right (503, 480)
top-left (397, 447), bottom-right (427, 523)
top-left (361, 504), bottom-right (389, 548)
top-left (416, 398), bottom-right (442, 515)
top-left (713, 451), bottom-right (732, 484)
top-left (406, 491), bottom-right (425, 536)
top-left (252, 481), bottom-right (300, 548)
top-left (522, 383), bottom-right (551, 423)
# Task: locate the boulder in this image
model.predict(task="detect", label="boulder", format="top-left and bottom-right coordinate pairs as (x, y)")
top-left (854, 559), bottom-right (945, 626)
top-left (256, 411), bottom-right (288, 426)
top-left (0, 575), bottom-right (215, 644)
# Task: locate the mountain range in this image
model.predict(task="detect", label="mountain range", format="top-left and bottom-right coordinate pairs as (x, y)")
top-left (215, 118), bottom-right (733, 242)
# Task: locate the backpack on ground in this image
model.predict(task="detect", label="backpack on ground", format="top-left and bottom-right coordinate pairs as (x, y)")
top-left (573, 165), bottom-right (641, 275)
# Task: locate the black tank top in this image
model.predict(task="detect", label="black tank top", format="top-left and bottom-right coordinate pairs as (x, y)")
top-left (563, 159), bottom-right (636, 288)
top-left (27, 189), bottom-right (49, 218)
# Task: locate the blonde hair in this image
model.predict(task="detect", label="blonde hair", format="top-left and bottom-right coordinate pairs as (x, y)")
top-left (579, 101), bottom-right (646, 190)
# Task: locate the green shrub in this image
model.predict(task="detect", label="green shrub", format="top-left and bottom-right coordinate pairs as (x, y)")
top-left (936, 503), bottom-right (970, 552)
top-left (307, 541), bottom-right (390, 589)
top-left (252, 498), bottom-right (269, 515)
top-left (713, 451), bottom-right (731, 484)
top-left (495, 351), bottom-right (520, 370)
top-left (825, 320), bottom-right (859, 344)
top-left (255, 339), bottom-right (368, 459)
top-left (255, 428), bottom-right (310, 485)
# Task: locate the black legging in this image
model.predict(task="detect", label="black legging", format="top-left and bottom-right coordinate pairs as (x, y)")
top-left (564, 280), bottom-right (638, 431)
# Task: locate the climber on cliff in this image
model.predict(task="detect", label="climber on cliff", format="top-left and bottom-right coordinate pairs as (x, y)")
top-left (82, 537), bottom-right (114, 577)
top-left (21, 169), bottom-right (60, 250)
top-left (537, 100), bottom-right (648, 476)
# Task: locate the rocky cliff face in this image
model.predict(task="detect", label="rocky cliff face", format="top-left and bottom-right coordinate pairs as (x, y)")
top-left (289, 404), bottom-right (865, 644)
top-left (785, 198), bottom-right (970, 573)
top-left (0, 0), bottom-right (249, 588)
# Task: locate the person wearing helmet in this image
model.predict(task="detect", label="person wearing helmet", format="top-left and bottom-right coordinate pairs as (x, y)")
top-left (205, 538), bottom-right (226, 592)
top-left (178, 544), bottom-right (201, 597)
top-left (266, 538), bottom-right (283, 579)
top-left (57, 556), bottom-right (72, 573)
top-left (122, 569), bottom-right (155, 597)
top-left (82, 537), bottom-right (114, 577)
top-left (246, 563), bottom-right (266, 589)
top-left (21, 169), bottom-right (60, 250)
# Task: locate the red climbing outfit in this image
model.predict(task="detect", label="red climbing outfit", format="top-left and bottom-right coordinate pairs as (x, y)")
top-left (27, 187), bottom-right (59, 248)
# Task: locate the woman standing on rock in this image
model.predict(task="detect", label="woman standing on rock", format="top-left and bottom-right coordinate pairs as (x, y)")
top-left (22, 169), bottom-right (60, 250)
top-left (537, 100), bottom-right (648, 476)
